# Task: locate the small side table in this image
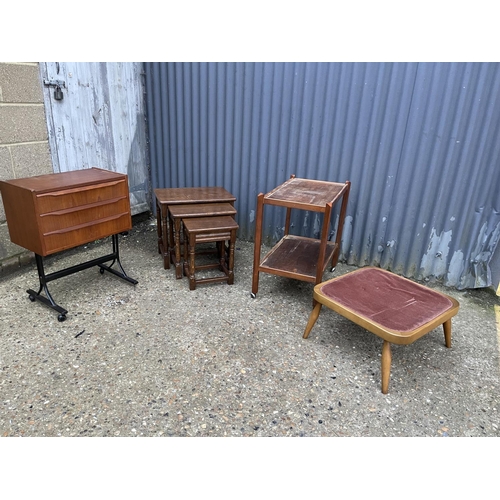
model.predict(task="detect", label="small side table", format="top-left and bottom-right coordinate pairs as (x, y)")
top-left (251, 175), bottom-right (350, 297)
top-left (154, 187), bottom-right (236, 269)
top-left (182, 215), bottom-right (239, 290)
top-left (168, 202), bottom-right (237, 279)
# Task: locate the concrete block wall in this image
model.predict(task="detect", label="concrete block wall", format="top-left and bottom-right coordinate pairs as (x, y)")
top-left (0, 62), bottom-right (54, 275)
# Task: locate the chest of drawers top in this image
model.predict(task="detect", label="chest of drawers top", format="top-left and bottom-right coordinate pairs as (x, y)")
top-left (3, 167), bottom-right (123, 193)
top-left (0, 167), bottom-right (132, 256)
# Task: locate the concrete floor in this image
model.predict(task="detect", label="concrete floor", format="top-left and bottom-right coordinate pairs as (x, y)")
top-left (1, 215), bottom-right (499, 438)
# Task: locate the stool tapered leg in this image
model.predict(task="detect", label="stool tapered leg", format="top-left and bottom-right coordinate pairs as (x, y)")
top-left (443, 319), bottom-right (452, 348)
top-left (303, 302), bottom-right (322, 339)
top-left (381, 340), bottom-right (391, 394)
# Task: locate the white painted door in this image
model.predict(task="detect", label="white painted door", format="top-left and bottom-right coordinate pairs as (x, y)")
top-left (40, 62), bottom-right (149, 215)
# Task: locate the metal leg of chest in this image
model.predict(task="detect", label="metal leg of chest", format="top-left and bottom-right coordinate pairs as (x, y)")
top-left (27, 253), bottom-right (69, 322)
top-left (97, 234), bottom-right (138, 284)
top-left (27, 234), bottom-right (137, 322)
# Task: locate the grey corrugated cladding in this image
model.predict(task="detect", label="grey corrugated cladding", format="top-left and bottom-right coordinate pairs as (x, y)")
top-left (144, 62), bottom-right (500, 290)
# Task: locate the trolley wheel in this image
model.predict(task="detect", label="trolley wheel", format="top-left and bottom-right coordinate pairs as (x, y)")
top-left (250, 292), bottom-right (256, 299)
top-left (57, 314), bottom-right (67, 322)
top-left (29, 294), bottom-right (36, 302)
top-left (99, 267), bottom-right (105, 274)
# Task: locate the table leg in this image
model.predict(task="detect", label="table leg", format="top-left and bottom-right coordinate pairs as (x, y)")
top-left (156, 199), bottom-right (162, 254)
top-left (303, 302), bottom-right (323, 339)
top-left (381, 340), bottom-right (392, 394)
top-left (331, 181), bottom-right (351, 271)
top-left (251, 193), bottom-right (264, 297)
top-left (443, 319), bottom-right (452, 348)
top-left (316, 202), bottom-right (332, 284)
top-left (161, 204), bottom-right (170, 269)
top-left (228, 229), bottom-right (236, 285)
top-left (188, 232), bottom-right (196, 290)
top-left (174, 217), bottom-right (183, 279)
top-left (284, 207), bottom-right (292, 236)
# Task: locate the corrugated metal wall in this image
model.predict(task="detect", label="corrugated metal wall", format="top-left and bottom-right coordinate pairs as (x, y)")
top-left (144, 62), bottom-right (500, 290)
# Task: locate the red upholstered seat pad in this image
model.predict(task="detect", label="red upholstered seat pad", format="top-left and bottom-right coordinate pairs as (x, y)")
top-left (319, 268), bottom-right (454, 333)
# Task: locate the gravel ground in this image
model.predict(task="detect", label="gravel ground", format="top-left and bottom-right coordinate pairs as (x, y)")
top-left (1, 215), bottom-right (499, 439)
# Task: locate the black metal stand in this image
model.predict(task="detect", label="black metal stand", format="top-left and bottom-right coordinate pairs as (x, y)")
top-left (26, 234), bottom-right (138, 322)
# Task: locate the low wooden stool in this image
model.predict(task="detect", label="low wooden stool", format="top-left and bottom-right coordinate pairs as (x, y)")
top-left (182, 215), bottom-right (239, 290)
top-left (303, 267), bottom-right (460, 394)
top-left (168, 203), bottom-right (237, 279)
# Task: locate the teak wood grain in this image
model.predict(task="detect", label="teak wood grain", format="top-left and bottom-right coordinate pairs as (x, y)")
top-left (0, 168), bottom-right (132, 256)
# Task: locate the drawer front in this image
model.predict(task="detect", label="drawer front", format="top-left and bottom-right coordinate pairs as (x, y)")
top-left (38, 197), bottom-right (130, 233)
top-left (42, 213), bottom-right (132, 255)
top-left (36, 180), bottom-right (127, 214)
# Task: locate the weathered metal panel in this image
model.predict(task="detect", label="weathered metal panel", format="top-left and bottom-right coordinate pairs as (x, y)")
top-left (145, 62), bottom-right (500, 289)
top-left (383, 63), bottom-right (500, 289)
top-left (41, 62), bottom-right (150, 215)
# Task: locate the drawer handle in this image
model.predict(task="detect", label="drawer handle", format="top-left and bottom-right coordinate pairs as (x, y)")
top-left (37, 180), bottom-right (124, 198)
top-left (39, 196), bottom-right (128, 217)
top-left (42, 212), bottom-right (129, 236)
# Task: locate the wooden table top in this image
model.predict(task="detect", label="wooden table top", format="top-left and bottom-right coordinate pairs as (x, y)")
top-left (168, 202), bottom-right (237, 218)
top-left (315, 267), bottom-right (459, 336)
top-left (264, 177), bottom-right (348, 211)
top-left (154, 186), bottom-right (236, 205)
top-left (0, 167), bottom-right (125, 194)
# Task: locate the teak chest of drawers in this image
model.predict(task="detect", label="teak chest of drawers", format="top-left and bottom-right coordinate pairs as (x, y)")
top-left (0, 167), bottom-right (131, 256)
top-left (0, 167), bottom-right (137, 321)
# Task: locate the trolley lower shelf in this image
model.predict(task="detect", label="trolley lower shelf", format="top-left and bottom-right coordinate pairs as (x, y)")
top-left (258, 235), bottom-right (337, 282)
